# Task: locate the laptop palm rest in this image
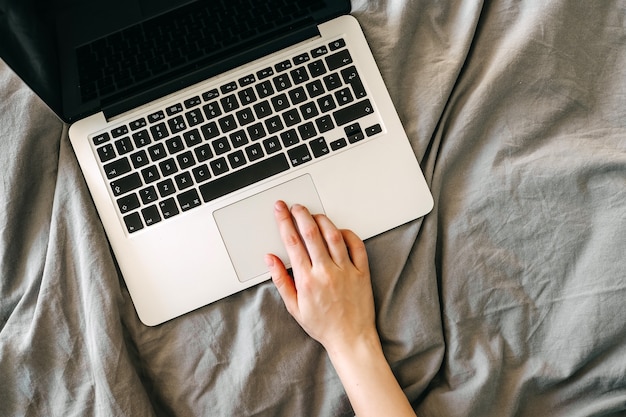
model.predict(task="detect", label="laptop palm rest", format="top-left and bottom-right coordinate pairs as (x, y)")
top-left (213, 174), bottom-right (325, 282)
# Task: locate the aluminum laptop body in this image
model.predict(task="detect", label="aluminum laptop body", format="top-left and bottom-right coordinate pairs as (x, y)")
top-left (0, 0), bottom-right (433, 325)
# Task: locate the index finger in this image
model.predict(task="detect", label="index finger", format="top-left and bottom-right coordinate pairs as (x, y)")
top-left (273, 200), bottom-right (311, 271)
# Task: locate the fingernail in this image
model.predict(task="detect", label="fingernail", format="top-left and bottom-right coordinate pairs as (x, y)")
top-left (264, 254), bottom-right (275, 268)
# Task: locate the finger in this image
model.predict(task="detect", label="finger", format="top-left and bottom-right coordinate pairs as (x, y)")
top-left (341, 229), bottom-right (369, 273)
top-left (290, 204), bottom-right (332, 265)
top-left (265, 254), bottom-right (299, 317)
top-left (274, 200), bottom-right (311, 270)
top-left (312, 214), bottom-right (351, 267)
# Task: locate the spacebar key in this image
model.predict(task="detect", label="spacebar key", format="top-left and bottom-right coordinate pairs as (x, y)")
top-left (199, 153), bottom-right (290, 202)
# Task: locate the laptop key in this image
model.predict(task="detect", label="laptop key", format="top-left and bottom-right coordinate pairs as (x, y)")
top-left (177, 189), bottom-right (202, 211)
top-left (104, 157), bottom-right (131, 179)
top-left (111, 172), bottom-right (142, 196)
top-left (123, 212), bottom-right (144, 233)
top-left (326, 49), bottom-right (353, 71)
top-left (333, 99), bottom-right (374, 126)
top-left (159, 198), bottom-right (180, 219)
top-left (199, 153), bottom-right (289, 203)
top-left (288, 144), bottom-right (312, 166)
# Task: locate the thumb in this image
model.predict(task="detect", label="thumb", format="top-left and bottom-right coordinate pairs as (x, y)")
top-left (265, 254), bottom-right (298, 316)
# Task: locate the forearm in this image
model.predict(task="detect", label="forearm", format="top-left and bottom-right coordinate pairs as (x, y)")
top-left (325, 333), bottom-right (417, 417)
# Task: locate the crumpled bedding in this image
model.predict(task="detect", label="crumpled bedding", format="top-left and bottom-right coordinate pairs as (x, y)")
top-left (1, 0), bottom-right (625, 416)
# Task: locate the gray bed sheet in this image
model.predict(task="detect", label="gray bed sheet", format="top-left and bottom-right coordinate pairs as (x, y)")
top-left (1, 0), bottom-right (625, 416)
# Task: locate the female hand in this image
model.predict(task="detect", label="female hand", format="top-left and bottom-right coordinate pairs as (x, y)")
top-left (264, 200), bottom-right (376, 354)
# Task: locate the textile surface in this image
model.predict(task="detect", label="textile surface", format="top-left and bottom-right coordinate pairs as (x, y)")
top-left (1, 1), bottom-right (625, 416)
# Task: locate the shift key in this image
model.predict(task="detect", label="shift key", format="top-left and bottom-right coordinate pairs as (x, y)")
top-left (333, 99), bottom-right (374, 126)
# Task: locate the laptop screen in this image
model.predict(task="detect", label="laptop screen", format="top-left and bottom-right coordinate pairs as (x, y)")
top-left (0, 0), bottom-right (350, 123)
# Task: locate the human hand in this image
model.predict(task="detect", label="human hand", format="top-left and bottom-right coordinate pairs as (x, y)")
top-left (265, 200), bottom-right (376, 354)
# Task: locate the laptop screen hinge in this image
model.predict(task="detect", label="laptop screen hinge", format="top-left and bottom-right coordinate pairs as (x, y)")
top-left (102, 20), bottom-right (321, 121)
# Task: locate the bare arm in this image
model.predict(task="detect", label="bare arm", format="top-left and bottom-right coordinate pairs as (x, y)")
top-left (265, 201), bottom-right (417, 417)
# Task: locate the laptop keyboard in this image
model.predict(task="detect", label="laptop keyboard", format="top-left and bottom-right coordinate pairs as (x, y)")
top-left (92, 39), bottom-right (383, 234)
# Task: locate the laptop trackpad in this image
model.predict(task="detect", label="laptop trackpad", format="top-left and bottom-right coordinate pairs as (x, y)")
top-left (213, 175), bottom-right (325, 282)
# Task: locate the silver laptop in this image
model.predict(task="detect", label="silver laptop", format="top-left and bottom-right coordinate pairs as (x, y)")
top-left (0, 0), bottom-right (433, 325)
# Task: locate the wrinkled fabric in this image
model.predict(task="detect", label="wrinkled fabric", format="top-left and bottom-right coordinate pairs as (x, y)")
top-left (1, 1), bottom-right (625, 416)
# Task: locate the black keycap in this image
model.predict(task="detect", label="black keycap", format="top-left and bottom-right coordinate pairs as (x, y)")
top-left (335, 87), bottom-right (354, 106)
top-left (159, 198), bottom-right (179, 219)
top-left (157, 178), bottom-right (176, 197)
top-left (141, 205), bottom-right (162, 226)
top-left (326, 49), bottom-right (353, 70)
top-left (124, 212), bottom-right (144, 233)
top-left (323, 73), bottom-right (343, 91)
top-left (132, 130), bottom-right (151, 148)
top-left (289, 86), bottom-right (307, 105)
top-left (148, 143), bottom-right (167, 161)
top-left (184, 96), bottom-right (202, 108)
top-left (147, 111), bottom-right (165, 123)
top-left (311, 45), bottom-right (328, 58)
top-left (141, 165), bottom-right (161, 184)
top-left (330, 138), bottom-right (348, 150)
top-left (177, 189), bottom-right (202, 211)
top-left (194, 144), bottom-right (213, 162)
top-left (280, 129), bottom-right (299, 147)
top-left (185, 109), bottom-right (204, 127)
top-left (111, 125), bottom-right (129, 138)
top-left (166, 103), bottom-right (183, 116)
top-left (245, 143), bottom-right (264, 162)
top-left (210, 157), bottom-right (229, 176)
top-left (168, 115), bottom-right (187, 134)
top-left (247, 123), bottom-right (266, 141)
top-left (202, 89), bottom-right (219, 101)
top-left (183, 129), bottom-right (203, 147)
top-left (263, 136), bottom-right (282, 154)
top-left (129, 118), bottom-right (147, 131)
top-left (329, 39), bottom-right (346, 51)
top-left (333, 99), bottom-right (374, 126)
top-left (114, 137), bottom-right (134, 155)
top-left (310, 137), bottom-right (330, 158)
top-left (165, 136), bottom-right (184, 154)
top-left (315, 115), bottom-right (335, 133)
top-left (150, 122), bottom-right (169, 140)
top-left (365, 124), bottom-right (383, 137)
top-left (287, 144), bottom-right (312, 166)
top-left (253, 100), bottom-right (273, 119)
top-left (174, 172), bottom-right (194, 190)
top-left (341, 66), bottom-right (367, 99)
top-left (297, 122), bottom-right (317, 140)
top-left (139, 186), bottom-right (158, 204)
top-left (201, 121), bottom-right (220, 140)
top-left (235, 108), bottom-right (255, 126)
top-left (110, 172), bottom-right (142, 196)
top-left (93, 132), bottom-right (110, 146)
top-left (97, 144), bottom-right (116, 163)
top-left (159, 158), bottom-right (178, 176)
top-left (203, 102), bottom-right (222, 119)
top-left (176, 151), bottom-right (195, 169)
top-left (307, 60), bottom-right (327, 77)
top-left (117, 193), bottom-right (140, 213)
top-left (227, 150), bottom-right (247, 169)
top-left (192, 164), bottom-right (211, 183)
top-left (256, 80), bottom-right (274, 98)
top-left (199, 154), bottom-right (290, 203)
top-left (218, 114), bottom-right (237, 133)
top-left (102, 155), bottom-right (132, 181)
top-left (220, 94), bottom-right (239, 112)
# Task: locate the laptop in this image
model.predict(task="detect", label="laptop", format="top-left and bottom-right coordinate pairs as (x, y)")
top-left (0, 0), bottom-right (433, 325)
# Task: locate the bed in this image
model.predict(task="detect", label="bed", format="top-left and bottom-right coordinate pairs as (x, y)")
top-left (1, 0), bottom-right (625, 416)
